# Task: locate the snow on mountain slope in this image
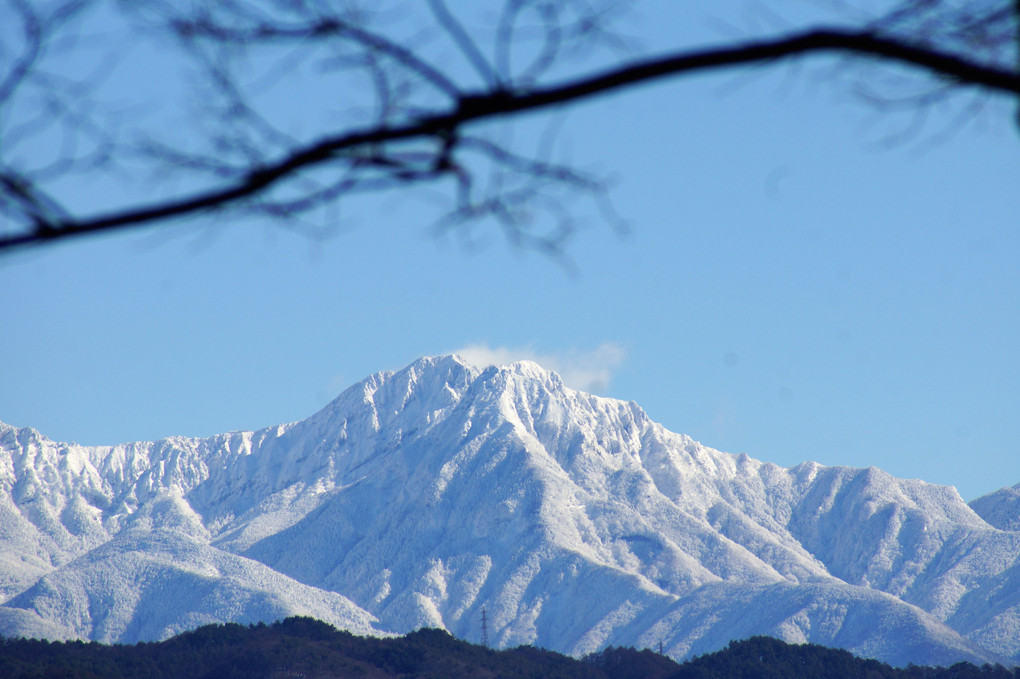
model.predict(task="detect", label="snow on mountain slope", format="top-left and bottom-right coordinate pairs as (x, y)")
top-left (1, 493), bottom-right (382, 643)
top-left (0, 421), bottom-right (387, 644)
top-left (0, 355), bottom-right (1017, 666)
top-left (971, 484), bottom-right (1020, 532)
top-left (640, 580), bottom-right (992, 668)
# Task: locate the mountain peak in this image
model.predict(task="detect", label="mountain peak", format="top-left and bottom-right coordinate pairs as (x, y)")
top-left (0, 356), bottom-right (1017, 667)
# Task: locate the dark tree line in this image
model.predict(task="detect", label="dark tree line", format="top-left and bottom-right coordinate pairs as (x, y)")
top-left (2, 617), bottom-right (1019, 679)
top-left (1, 1), bottom-right (1018, 252)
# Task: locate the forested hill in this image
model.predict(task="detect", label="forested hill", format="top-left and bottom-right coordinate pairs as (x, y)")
top-left (1, 618), bottom-right (1018, 679)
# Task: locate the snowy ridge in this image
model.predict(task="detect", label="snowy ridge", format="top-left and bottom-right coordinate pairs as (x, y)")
top-left (0, 355), bottom-right (1018, 666)
top-left (971, 483), bottom-right (1020, 532)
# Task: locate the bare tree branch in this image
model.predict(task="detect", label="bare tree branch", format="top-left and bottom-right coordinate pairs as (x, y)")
top-left (2, 8), bottom-right (1019, 253)
top-left (427, 0), bottom-right (501, 89)
top-left (166, 12), bottom-right (463, 101)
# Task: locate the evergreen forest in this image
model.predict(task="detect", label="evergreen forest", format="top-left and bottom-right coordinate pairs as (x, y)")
top-left (1, 616), bottom-right (1018, 679)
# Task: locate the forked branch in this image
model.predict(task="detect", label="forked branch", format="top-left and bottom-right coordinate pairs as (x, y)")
top-left (2, 27), bottom-right (1018, 252)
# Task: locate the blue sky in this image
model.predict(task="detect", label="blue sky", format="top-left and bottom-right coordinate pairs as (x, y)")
top-left (1, 1), bottom-right (1018, 501)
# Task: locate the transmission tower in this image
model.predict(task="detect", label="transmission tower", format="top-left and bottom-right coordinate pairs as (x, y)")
top-left (481, 606), bottom-right (489, 648)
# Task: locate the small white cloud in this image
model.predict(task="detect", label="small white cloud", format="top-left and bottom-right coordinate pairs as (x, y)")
top-left (455, 345), bottom-right (532, 370)
top-left (453, 343), bottom-right (626, 394)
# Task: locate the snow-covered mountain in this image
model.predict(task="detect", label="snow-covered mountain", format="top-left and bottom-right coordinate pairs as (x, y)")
top-left (1, 355), bottom-right (1018, 666)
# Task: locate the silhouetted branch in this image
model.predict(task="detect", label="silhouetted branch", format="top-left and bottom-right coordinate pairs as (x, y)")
top-left (168, 14), bottom-right (463, 101)
top-left (427, 0), bottom-right (501, 89)
top-left (1, 2), bottom-right (1018, 253)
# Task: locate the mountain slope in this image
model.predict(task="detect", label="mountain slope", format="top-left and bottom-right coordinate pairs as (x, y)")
top-left (971, 484), bottom-right (1020, 532)
top-left (0, 355), bottom-right (1017, 666)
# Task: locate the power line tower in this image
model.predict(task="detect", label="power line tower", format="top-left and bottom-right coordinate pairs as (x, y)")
top-left (481, 606), bottom-right (489, 648)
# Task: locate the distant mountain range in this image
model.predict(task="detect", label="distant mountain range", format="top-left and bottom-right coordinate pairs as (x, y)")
top-left (1, 355), bottom-right (1018, 666)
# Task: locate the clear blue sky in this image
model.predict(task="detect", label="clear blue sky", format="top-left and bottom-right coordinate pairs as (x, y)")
top-left (1, 2), bottom-right (1018, 501)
